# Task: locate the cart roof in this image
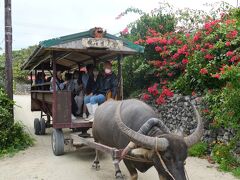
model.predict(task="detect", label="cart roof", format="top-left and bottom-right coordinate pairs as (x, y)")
top-left (22, 28), bottom-right (144, 71)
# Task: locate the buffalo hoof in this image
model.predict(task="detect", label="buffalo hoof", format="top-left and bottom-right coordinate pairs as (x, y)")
top-left (115, 171), bottom-right (124, 180)
top-left (92, 161), bottom-right (100, 171)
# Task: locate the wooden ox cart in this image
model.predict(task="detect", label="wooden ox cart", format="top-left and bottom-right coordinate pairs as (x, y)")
top-left (22, 27), bottom-right (144, 178)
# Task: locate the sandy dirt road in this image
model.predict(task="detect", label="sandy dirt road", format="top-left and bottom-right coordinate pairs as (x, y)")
top-left (0, 95), bottom-right (237, 180)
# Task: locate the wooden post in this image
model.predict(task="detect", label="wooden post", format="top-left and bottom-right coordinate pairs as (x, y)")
top-left (4, 0), bottom-right (13, 101)
top-left (52, 53), bottom-right (57, 127)
top-left (41, 64), bottom-right (44, 90)
top-left (30, 72), bottom-right (33, 89)
top-left (117, 55), bottom-right (123, 100)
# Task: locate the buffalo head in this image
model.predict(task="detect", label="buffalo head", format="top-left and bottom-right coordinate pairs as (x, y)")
top-left (116, 102), bottom-right (203, 180)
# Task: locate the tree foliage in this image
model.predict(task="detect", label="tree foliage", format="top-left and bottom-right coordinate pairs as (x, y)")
top-left (0, 45), bottom-right (36, 88)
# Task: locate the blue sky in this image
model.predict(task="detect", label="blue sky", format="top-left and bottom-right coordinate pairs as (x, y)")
top-left (0, 0), bottom-right (238, 53)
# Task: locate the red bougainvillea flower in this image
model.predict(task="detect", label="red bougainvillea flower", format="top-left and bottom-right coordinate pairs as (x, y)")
top-left (208, 44), bottom-right (214, 49)
top-left (226, 51), bottom-right (234, 57)
top-left (185, 33), bottom-right (190, 38)
top-left (225, 19), bottom-right (236, 25)
top-left (169, 62), bottom-right (176, 66)
top-left (172, 53), bottom-right (180, 59)
top-left (200, 68), bottom-right (208, 75)
top-left (147, 83), bottom-right (159, 96)
top-left (121, 27), bottom-right (129, 35)
top-left (146, 37), bottom-right (160, 44)
top-left (219, 64), bottom-right (227, 74)
top-left (225, 42), bottom-right (231, 46)
top-left (160, 80), bottom-right (168, 85)
top-left (150, 60), bottom-right (162, 68)
top-left (226, 30), bottom-right (238, 39)
top-left (196, 44), bottom-right (201, 50)
top-left (167, 38), bottom-right (174, 45)
top-left (229, 56), bottom-right (237, 62)
top-left (147, 28), bottom-right (160, 37)
top-left (202, 109), bottom-right (210, 113)
top-left (177, 44), bottom-right (188, 54)
top-left (142, 93), bottom-right (150, 101)
top-left (204, 54), bottom-right (214, 60)
top-left (159, 38), bottom-right (168, 45)
top-left (162, 87), bottom-right (174, 97)
top-left (155, 46), bottom-right (162, 52)
top-left (193, 32), bottom-right (201, 42)
top-left (211, 73), bottom-right (221, 79)
top-left (176, 40), bottom-right (182, 45)
top-left (204, 20), bottom-right (220, 30)
top-left (182, 59), bottom-right (189, 64)
top-left (167, 73), bottom-right (173, 77)
top-left (156, 95), bottom-right (165, 105)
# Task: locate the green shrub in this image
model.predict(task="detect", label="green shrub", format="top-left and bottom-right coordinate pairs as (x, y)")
top-left (212, 144), bottom-right (240, 173)
top-left (0, 88), bottom-right (34, 157)
top-left (188, 142), bottom-right (208, 157)
top-left (232, 167), bottom-right (240, 178)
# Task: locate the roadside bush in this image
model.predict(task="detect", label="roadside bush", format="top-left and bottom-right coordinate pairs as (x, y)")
top-left (188, 142), bottom-right (208, 157)
top-left (0, 88), bottom-right (34, 157)
top-left (116, 7), bottom-right (176, 97)
top-left (173, 12), bottom-right (240, 93)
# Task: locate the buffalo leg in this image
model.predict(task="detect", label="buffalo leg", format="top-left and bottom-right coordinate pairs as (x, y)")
top-left (92, 149), bottom-right (100, 170)
top-left (113, 159), bottom-right (124, 179)
top-left (159, 175), bottom-right (167, 180)
top-left (123, 159), bottom-right (138, 180)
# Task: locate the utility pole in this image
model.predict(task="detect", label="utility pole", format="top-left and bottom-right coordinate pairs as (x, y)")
top-left (4, 0), bottom-right (13, 115)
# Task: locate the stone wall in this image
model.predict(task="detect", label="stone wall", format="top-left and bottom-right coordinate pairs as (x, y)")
top-left (155, 94), bottom-right (236, 146)
top-left (15, 83), bottom-right (30, 95)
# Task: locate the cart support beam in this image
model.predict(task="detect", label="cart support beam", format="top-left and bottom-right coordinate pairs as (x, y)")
top-left (117, 55), bottom-right (123, 100)
top-left (52, 53), bottom-right (57, 126)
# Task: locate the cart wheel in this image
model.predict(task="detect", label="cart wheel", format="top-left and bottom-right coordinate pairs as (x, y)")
top-left (34, 118), bottom-right (41, 135)
top-left (39, 118), bottom-right (46, 135)
top-left (51, 129), bottom-right (64, 156)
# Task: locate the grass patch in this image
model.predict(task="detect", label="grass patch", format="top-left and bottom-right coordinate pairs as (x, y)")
top-left (232, 167), bottom-right (240, 178)
top-left (212, 144), bottom-right (240, 179)
top-left (188, 142), bottom-right (208, 157)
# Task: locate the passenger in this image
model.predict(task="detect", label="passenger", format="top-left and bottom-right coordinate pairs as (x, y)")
top-left (84, 61), bottom-right (117, 121)
top-left (72, 71), bottom-right (84, 116)
top-left (82, 67), bottom-right (98, 119)
top-left (63, 73), bottom-right (78, 120)
top-left (36, 72), bottom-right (46, 84)
top-left (82, 64), bottom-right (93, 89)
top-left (50, 71), bottom-right (64, 91)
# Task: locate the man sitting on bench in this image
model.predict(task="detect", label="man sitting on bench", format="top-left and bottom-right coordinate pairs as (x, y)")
top-left (84, 61), bottom-right (117, 121)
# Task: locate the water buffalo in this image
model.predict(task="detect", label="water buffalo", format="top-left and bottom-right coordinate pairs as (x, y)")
top-left (93, 99), bottom-right (203, 180)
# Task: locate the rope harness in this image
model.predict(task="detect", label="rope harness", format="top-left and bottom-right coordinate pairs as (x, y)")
top-left (117, 101), bottom-right (189, 180)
